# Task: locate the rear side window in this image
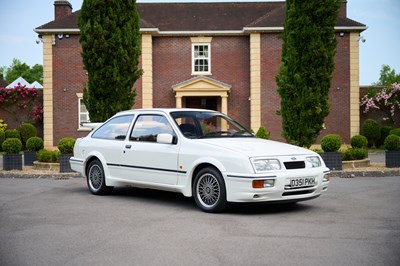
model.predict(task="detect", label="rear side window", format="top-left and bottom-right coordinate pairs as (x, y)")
top-left (92, 115), bottom-right (134, 140)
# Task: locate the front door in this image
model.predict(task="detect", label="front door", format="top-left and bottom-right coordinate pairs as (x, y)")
top-left (185, 97), bottom-right (218, 111)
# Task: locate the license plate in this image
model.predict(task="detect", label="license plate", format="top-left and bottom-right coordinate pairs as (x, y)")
top-left (290, 177), bottom-right (315, 188)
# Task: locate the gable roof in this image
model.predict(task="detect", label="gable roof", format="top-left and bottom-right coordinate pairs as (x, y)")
top-left (6, 77), bottom-right (30, 89)
top-left (35, 1), bottom-right (366, 35)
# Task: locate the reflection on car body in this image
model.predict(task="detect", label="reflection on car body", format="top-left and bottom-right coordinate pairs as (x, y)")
top-left (70, 108), bottom-right (330, 212)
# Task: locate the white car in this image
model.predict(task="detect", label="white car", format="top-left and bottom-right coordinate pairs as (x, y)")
top-left (70, 108), bottom-right (330, 212)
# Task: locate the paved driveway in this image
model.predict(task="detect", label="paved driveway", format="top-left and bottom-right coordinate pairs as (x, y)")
top-left (0, 176), bottom-right (399, 266)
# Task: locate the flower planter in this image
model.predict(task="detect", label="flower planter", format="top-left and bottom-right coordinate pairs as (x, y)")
top-left (385, 151), bottom-right (400, 168)
top-left (3, 154), bottom-right (23, 170)
top-left (59, 154), bottom-right (73, 173)
top-left (24, 151), bottom-right (37, 166)
top-left (321, 152), bottom-right (342, 171)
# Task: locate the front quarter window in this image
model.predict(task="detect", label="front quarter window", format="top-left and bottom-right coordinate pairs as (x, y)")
top-left (92, 115), bottom-right (134, 140)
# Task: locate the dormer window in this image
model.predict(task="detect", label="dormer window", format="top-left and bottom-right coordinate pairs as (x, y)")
top-left (192, 44), bottom-right (211, 75)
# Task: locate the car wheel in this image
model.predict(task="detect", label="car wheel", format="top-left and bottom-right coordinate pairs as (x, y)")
top-left (87, 159), bottom-right (113, 195)
top-left (193, 167), bottom-right (227, 213)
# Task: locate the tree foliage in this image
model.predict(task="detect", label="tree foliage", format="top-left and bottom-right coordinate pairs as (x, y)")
top-left (2, 59), bottom-right (43, 84)
top-left (276, 0), bottom-right (340, 148)
top-left (79, 0), bottom-right (143, 122)
top-left (374, 65), bottom-right (400, 87)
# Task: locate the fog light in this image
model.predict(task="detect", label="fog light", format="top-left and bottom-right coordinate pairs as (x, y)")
top-left (323, 173), bottom-right (331, 182)
top-left (252, 179), bottom-right (275, 188)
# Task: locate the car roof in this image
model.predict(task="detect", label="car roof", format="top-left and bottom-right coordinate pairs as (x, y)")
top-left (115, 108), bottom-right (219, 116)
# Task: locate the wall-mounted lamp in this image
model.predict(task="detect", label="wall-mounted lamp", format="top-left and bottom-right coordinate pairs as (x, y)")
top-left (339, 32), bottom-right (345, 37)
top-left (357, 36), bottom-right (366, 43)
top-left (36, 34), bottom-right (43, 44)
top-left (58, 33), bottom-right (64, 40)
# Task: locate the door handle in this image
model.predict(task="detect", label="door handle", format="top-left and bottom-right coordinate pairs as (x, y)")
top-left (125, 144), bottom-right (132, 149)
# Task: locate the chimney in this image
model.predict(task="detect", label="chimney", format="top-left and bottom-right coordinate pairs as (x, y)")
top-left (339, 0), bottom-right (347, 18)
top-left (54, 1), bottom-right (72, 20)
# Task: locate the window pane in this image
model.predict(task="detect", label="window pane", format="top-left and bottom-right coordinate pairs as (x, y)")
top-left (130, 115), bottom-right (175, 142)
top-left (193, 44), bottom-right (210, 73)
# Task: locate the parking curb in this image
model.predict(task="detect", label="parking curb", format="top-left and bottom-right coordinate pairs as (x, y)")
top-left (332, 169), bottom-right (400, 178)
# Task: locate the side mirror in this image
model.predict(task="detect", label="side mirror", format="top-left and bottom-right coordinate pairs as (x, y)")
top-left (157, 133), bottom-right (174, 144)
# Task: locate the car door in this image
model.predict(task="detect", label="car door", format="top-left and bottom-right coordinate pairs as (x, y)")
top-left (121, 114), bottom-right (179, 185)
top-left (90, 114), bottom-right (135, 180)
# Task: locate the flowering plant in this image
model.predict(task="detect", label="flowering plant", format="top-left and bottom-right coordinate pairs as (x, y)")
top-left (0, 83), bottom-right (43, 123)
top-left (361, 83), bottom-right (400, 125)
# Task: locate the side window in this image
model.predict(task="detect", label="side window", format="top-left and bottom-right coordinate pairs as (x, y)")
top-left (78, 97), bottom-right (90, 130)
top-left (92, 115), bottom-right (134, 140)
top-left (130, 115), bottom-right (174, 142)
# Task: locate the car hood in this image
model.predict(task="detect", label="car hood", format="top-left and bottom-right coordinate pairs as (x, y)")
top-left (197, 138), bottom-right (316, 157)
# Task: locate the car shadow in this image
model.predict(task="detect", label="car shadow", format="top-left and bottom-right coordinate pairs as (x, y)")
top-left (106, 187), bottom-right (316, 215)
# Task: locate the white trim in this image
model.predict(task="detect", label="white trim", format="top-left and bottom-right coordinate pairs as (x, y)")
top-left (35, 26), bottom-right (367, 35)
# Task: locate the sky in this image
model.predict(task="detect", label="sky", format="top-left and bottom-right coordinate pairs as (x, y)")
top-left (0, 0), bottom-right (399, 85)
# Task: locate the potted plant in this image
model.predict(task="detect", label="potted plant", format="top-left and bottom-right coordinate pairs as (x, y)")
top-left (24, 137), bottom-right (44, 166)
top-left (384, 134), bottom-right (400, 168)
top-left (320, 134), bottom-right (342, 170)
top-left (2, 138), bottom-right (23, 170)
top-left (57, 137), bottom-right (76, 172)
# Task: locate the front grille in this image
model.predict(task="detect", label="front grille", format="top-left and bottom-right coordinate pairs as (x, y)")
top-left (284, 161), bottom-right (305, 169)
top-left (282, 189), bottom-right (316, 196)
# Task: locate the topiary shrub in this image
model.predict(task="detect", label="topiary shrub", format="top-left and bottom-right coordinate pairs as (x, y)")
top-left (255, 127), bottom-right (270, 139)
top-left (57, 137), bottom-right (76, 154)
top-left (321, 134), bottom-right (342, 152)
top-left (26, 137), bottom-right (44, 152)
top-left (342, 148), bottom-right (368, 161)
top-left (0, 131), bottom-right (5, 152)
top-left (389, 128), bottom-right (400, 137)
top-left (384, 134), bottom-right (400, 151)
top-left (37, 149), bottom-right (60, 163)
top-left (2, 138), bottom-right (22, 154)
top-left (5, 129), bottom-right (21, 140)
top-left (378, 126), bottom-right (393, 148)
top-left (18, 123), bottom-right (37, 148)
top-left (350, 135), bottom-right (368, 149)
top-left (362, 119), bottom-right (381, 147)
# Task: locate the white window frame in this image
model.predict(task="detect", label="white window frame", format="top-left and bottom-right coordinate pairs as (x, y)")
top-left (78, 97), bottom-right (90, 131)
top-left (192, 43), bottom-right (211, 75)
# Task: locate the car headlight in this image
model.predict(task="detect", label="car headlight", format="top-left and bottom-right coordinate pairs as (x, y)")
top-left (306, 156), bottom-right (321, 168)
top-left (252, 159), bottom-right (281, 172)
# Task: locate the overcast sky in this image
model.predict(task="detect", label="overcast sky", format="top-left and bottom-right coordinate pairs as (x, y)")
top-left (0, 0), bottom-right (399, 85)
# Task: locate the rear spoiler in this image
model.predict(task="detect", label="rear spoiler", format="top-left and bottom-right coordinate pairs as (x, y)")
top-left (80, 122), bottom-right (103, 129)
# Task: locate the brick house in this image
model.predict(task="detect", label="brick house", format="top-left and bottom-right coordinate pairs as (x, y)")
top-left (35, 1), bottom-right (366, 148)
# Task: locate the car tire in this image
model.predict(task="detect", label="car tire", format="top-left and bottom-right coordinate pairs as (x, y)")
top-left (87, 159), bottom-right (113, 195)
top-left (193, 167), bottom-right (227, 213)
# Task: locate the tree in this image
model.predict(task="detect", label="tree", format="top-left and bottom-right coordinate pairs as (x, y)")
top-left (276, 0), bottom-right (340, 148)
top-left (2, 59), bottom-right (43, 84)
top-left (374, 65), bottom-right (400, 87)
top-left (79, 0), bottom-right (143, 122)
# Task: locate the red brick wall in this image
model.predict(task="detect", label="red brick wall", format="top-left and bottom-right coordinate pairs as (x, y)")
top-left (325, 33), bottom-right (351, 143)
top-left (52, 34), bottom-right (88, 146)
top-left (260, 33), bottom-right (283, 141)
top-left (212, 36), bottom-right (250, 127)
top-left (260, 32), bottom-right (352, 143)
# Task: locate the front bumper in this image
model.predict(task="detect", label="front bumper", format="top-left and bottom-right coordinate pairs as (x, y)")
top-left (224, 168), bottom-right (330, 203)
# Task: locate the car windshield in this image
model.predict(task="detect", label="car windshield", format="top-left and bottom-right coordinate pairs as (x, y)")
top-left (171, 111), bottom-right (253, 139)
